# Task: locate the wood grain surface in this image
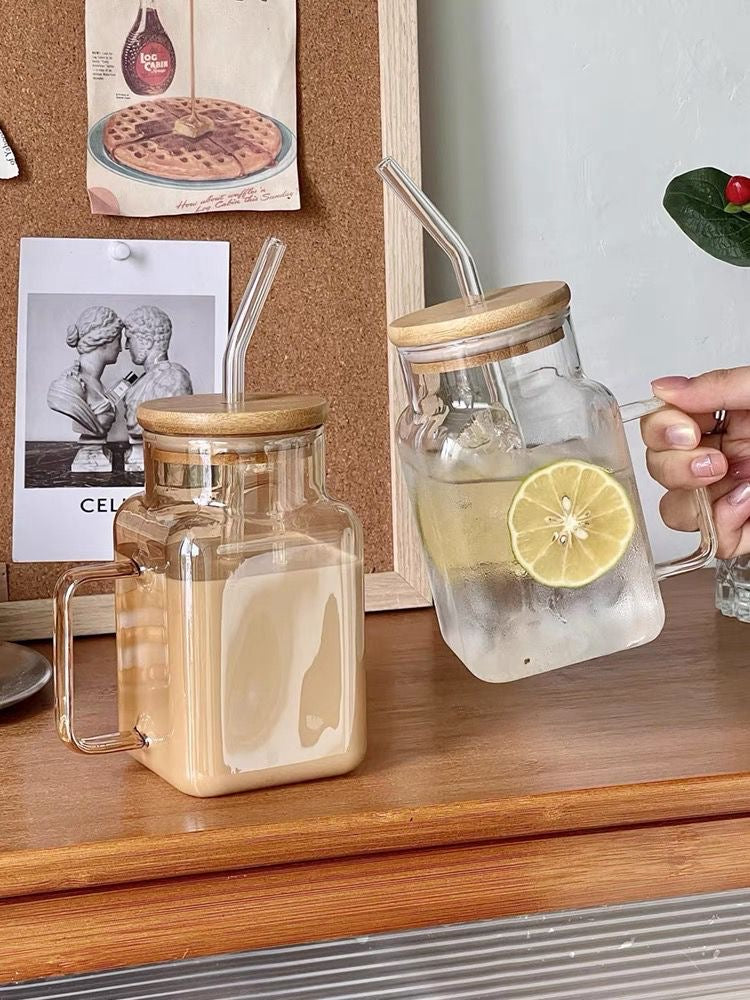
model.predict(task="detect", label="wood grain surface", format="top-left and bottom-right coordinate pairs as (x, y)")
top-left (378, 0), bottom-right (431, 603)
top-left (5, 816), bottom-right (750, 983)
top-left (136, 393), bottom-right (328, 436)
top-left (387, 281), bottom-right (571, 347)
top-left (3, 571), bottom-right (750, 903)
top-left (0, 0), bottom-right (395, 599)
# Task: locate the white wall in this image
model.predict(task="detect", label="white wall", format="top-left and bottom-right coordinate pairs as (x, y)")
top-left (418, 0), bottom-right (750, 560)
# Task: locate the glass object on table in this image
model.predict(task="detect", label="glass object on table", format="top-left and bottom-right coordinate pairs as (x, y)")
top-left (716, 556), bottom-right (750, 622)
top-left (53, 394), bottom-right (366, 797)
top-left (52, 236), bottom-right (366, 797)
top-left (377, 157), bottom-right (717, 684)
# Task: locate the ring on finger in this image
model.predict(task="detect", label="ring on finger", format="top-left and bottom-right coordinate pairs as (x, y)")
top-left (708, 409), bottom-right (729, 438)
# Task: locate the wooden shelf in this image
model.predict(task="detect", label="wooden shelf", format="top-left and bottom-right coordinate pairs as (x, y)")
top-left (4, 570), bottom-right (750, 982)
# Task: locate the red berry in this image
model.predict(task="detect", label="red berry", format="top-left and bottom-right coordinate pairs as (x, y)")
top-left (725, 175), bottom-right (750, 204)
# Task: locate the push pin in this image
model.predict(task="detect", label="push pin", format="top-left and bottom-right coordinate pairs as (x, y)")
top-left (109, 241), bottom-right (131, 261)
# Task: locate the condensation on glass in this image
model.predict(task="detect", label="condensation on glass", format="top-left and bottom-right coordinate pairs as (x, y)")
top-left (53, 393), bottom-right (365, 797)
top-left (389, 281), bottom-right (716, 684)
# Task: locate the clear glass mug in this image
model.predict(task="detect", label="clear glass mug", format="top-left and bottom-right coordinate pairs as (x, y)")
top-left (53, 394), bottom-right (366, 796)
top-left (389, 282), bottom-right (717, 683)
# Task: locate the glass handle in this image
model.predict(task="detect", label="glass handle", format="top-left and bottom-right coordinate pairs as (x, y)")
top-left (620, 397), bottom-right (718, 582)
top-left (53, 560), bottom-right (146, 755)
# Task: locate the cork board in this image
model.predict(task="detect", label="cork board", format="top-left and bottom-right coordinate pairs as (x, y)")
top-left (0, 0), bottom-right (409, 608)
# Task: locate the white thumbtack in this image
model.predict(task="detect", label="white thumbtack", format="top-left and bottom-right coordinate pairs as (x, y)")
top-left (109, 241), bottom-right (131, 261)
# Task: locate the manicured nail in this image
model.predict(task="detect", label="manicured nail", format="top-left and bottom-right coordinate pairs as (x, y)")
top-left (727, 482), bottom-right (750, 506)
top-left (652, 376), bottom-right (690, 391)
top-left (691, 454), bottom-right (722, 478)
top-left (665, 424), bottom-right (698, 448)
top-left (730, 460), bottom-right (750, 480)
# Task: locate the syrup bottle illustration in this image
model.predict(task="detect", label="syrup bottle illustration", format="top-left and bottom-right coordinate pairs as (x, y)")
top-left (121, 0), bottom-right (176, 96)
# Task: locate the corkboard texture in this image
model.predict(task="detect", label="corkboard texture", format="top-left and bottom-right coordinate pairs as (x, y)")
top-left (0, 0), bottom-right (392, 600)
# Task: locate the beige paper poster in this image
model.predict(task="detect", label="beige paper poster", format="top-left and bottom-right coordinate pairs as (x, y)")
top-left (85, 0), bottom-right (299, 217)
top-left (0, 125), bottom-right (18, 179)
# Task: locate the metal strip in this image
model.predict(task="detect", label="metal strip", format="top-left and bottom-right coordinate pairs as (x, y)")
top-left (5, 888), bottom-right (750, 998)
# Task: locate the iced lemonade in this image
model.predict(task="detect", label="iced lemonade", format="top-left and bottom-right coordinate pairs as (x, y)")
top-left (402, 437), bottom-right (664, 683)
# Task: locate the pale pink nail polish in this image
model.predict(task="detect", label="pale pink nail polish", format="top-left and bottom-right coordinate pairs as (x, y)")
top-left (691, 455), bottom-right (722, 478)
top-left (730, 460), bottom-right (750, 480)
top-left (727, 482), bottom-right (750, 507)
top-left (652, 376), bottom-right (690, 391)
top-left (665, 424), bottom-right (698, 448)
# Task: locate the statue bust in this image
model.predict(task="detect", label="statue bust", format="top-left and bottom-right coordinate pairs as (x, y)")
top-left (122, 306), bottom-right (193, 472)
top-left (47, 306), bottom-right (125, 473)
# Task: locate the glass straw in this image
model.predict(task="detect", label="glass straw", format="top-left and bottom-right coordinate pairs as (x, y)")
top-left (223, 236), bottom-right (287, 405)
top-left (220, 236), bottom-right (286, 557)
top-left (377, 158), bottom-right (526, 438)
top-left (376, 156), bottom-right (486, 310)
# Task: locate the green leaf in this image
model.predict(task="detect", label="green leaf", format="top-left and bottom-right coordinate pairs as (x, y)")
top-left (724, 202), bottom-right (744, 213)
top-left (663, 166), bottom-right (750, 267)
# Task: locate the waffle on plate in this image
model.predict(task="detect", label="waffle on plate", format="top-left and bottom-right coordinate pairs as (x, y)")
top-left (103, 97), bottom-right (282, 182)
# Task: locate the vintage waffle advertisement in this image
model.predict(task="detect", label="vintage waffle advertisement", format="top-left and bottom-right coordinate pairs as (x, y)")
top-left (85, 0), bottom-right (299, 217)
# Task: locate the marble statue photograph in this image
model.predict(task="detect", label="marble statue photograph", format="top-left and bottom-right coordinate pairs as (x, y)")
top-left (13, 235), bottom-right (229, 563)
top-left (121, 305), bottom-right (193, 473)
top-left (24, 293), bottom-right (213, 488)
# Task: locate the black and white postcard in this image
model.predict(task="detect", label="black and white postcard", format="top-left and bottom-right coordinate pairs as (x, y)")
top-left (14, 237), bottom-right (229, 561)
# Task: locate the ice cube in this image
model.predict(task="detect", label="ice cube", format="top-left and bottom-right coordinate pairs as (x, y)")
top-left (456, 407), bottom-right (522, 451)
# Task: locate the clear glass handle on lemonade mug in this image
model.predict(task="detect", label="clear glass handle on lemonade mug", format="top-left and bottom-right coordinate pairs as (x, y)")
top-left (619, 396), bottom-right (718, 581)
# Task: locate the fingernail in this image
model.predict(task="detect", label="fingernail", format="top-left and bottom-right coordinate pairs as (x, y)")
top-left (652, 376), bottom-right (690, 391)
top-left (665, 424), bottom-right (698, 448)
top-left (691, 454), bottom-right (722, 478)
top-left (730, 460), bottom-right (750, 480)
top-left (728, 482), bottom-right (750, 507)
top-left (651, 375), bottom-right (690, 389)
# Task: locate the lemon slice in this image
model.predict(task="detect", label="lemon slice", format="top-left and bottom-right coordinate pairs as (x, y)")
top-left (507, 460), bottom-right (635, 588)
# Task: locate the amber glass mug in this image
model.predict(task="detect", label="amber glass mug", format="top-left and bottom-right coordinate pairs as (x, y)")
top-left (54, 393), bottom-right (366, 796)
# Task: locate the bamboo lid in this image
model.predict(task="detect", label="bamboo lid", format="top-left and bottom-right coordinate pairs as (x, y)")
top-left (137, 393), bottom-right (328, 437)
top-left (388, 281), bottom-right (571, 349)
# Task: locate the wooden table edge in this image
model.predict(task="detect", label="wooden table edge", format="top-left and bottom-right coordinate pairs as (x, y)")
top-left (6, 811), bottom-right (750, 984)
top-left (4, 769), bottom-right (750, 900)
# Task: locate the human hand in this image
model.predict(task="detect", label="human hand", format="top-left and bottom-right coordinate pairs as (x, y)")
top-left (642, 369), bottom-right (750, 558)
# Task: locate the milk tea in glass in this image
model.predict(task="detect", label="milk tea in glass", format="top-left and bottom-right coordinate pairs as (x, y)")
top-left (53, 393), bottom-right (366, 796)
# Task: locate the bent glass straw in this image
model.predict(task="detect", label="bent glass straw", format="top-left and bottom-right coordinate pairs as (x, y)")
top-left (222, 236), bottom-right (287, 405)
top-left (376, 156), bottom-right (485, 310)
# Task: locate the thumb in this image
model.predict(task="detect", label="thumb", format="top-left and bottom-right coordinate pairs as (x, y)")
top-left (652, 368), bottom-right (750, 413)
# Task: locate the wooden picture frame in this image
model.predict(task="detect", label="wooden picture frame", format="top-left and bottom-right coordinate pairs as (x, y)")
top-left (0, 0), bottom-right (430, 642)
top-left (367, 0), bottom-right (431, 613)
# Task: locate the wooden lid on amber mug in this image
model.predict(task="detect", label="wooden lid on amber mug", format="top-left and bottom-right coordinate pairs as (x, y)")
top-left (387, 280), bottom-right (571, 350)
top-left (137, 393), bottom-right (329, 437)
